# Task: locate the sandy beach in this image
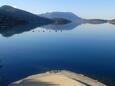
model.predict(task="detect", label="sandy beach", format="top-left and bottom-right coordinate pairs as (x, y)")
top-left (9, 70), bottom-right (106, 86)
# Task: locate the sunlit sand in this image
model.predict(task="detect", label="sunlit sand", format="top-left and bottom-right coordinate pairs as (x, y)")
top-left (9, 70), bottom-right (106, 86)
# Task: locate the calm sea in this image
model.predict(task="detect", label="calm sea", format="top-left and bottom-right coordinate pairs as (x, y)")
top-left (0, 23), bottom-right (115, 86)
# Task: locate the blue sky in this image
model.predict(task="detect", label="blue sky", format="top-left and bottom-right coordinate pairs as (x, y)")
top-left (0, 0), bottom-right (115, 19)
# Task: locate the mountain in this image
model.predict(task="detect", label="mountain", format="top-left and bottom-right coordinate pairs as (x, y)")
top-left (39, 12), bottom-right (110, 24)
top-left (0, 13), bottom-right (26, 28)
top-left (39, 12), bottom-right (86, 24)
top-left (109, 19), bottom-right (115, 24)
top-left (0, 5), bottom-right (53, 28)
top-left (86, 19), bottom-right (108, 24)
top-left (52, 18), bottom-right (71, 24)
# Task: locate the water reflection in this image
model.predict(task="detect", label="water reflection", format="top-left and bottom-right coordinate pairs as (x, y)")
top-left (0, 65), bottom-right (2, 69)
top-left (0, 59), bottom-right (2, 69)
top-left (0, 23), bottom-right (47, 37)
top-left (42, 23), bottom-right (80, 31)
top-left (0, 22), bottom-right (80, 37)
top-left (0, 60), bottom-right (3, 86)
top-left (0, 21), bottom-right (112, 38)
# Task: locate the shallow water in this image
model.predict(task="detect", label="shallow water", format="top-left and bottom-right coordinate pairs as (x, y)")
top-left (0, 23), bottom-right (115, 86)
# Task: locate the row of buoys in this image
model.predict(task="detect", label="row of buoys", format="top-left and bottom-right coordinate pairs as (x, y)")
top-left (32, 30), bottom-right (63, 32)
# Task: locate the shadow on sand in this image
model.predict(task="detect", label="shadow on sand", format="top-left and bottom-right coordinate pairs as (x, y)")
top-left (9, 80), bottom-right (59, 86)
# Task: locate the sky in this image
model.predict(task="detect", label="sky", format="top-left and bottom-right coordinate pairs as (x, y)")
top-left (0, 0), bottom-right (115, 19)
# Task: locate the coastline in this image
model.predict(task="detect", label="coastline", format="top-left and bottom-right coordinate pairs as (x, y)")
top-left (9, 70), bottom-right (106, 86)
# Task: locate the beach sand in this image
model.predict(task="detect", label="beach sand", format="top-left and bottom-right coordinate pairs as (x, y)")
top-left (9, 70), bottom-right (106, 86)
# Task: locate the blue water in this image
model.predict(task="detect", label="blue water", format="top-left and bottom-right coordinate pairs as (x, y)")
top-left (0, 23), bottom-right (115, 86)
